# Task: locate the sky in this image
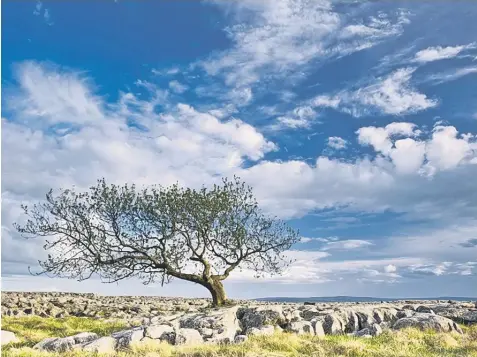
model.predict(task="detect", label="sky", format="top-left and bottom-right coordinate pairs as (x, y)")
top-left (1, 0), bottom-right (477, 299)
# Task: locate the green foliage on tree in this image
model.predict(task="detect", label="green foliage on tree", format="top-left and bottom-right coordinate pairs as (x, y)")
top-left (14, 177), bottom-right (300, 306)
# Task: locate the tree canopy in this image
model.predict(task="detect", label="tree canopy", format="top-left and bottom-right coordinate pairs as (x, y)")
top-left (14, 177), bottom-right (300, 306)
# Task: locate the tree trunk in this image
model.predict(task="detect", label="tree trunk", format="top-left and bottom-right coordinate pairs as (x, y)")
top-left (204, 279), bottom-right (227, 307)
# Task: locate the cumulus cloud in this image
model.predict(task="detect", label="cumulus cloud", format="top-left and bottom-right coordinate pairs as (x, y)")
top-left (414, 43), bottom-right (475, 63)
top-left (2, 61), bottom-right (278, 277)
top-left (356, 122), bottom-right (477, 175)
top-left (4, 62), bottom-right (477, 292)
top-left (327, 136), bottom-right (348, 150)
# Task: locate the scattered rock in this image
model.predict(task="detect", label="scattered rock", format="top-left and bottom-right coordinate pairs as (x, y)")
top-left (34, 337), bottom-right (76, 352)
top-left (112, 327), bottom-right (145, 349)
top-left (144, 324), bottom-right (175, 343)
top-left (246, 325), bottom-right (275, 336)
top-left (392, 313), bottom-right (463, 334)
top-left (287, 321), bottom-right (314, 335)
top-left (416, 306), bottom-right (434, 314)
top-left (81, 337), bottom-right (117, 353)
top-left (1, 330), bottom-right (19, 345)
top-left (234, 335), bottom-right (248, 343)
top-left (175, 328), bottom-right (203, 345)
top-left (240, 306), bottom-right (286, 331)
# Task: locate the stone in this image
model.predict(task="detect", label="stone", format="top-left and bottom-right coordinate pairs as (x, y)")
top-left (234, 335), bottom-right (248, 343)
top-left (71, 332), bottom-right (98, 345)
top-left (112, 327), bottom-right (145, 348)
top-left (416, 306), bottom-right (434, 314)
top-left (1, 330), bottom-right (19, 345)
top-left (287, 310), bottom-right (302, 322)
top-left (344, 311), bottom-right (360, 333)
top-left (397, 310), bottom-right (414, 319)
top-left (301, 308), bottom-right (326, 321)
top-left (310, 318), bottom-right (325, 337)
top-left (322, 313), bottom-right (345, 335)
top-left (34, 337), bottom-right (76, 352)
top-left (81, 337), bottom-right (117, 353)
top-left (287, 321), bottom-right (314, 335)
top-left (240, 306), bottom-right (285, 331)
top-left (175, 328), bottom-right (203, 345)
top-left (355, 309), bottom-right (377, 330)
top-left (392, 313), bottom-right (463, 334)
top-left (246, 325), bottom-right (275, 336)
top-left (179, 307), bottom-right (240, 343)
top-left (144, 324), bottom-right (175, 343)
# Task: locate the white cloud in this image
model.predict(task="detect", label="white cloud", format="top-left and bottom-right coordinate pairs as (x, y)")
top-left (312, 68), bottom-right (437, 116)
top-left (357, 122), bottom-right (419, 154)
top-left (354, 68), bottom-right (437, 115)
top-left (356, 122), bottom-right (477, 175)
top-left (270, 106), bottom-right (317, 130)
top-left (327, 136), bottom-right (348, 150)
top-left (169, 80), bottom-right (188, 94)
top-left (427, 66), bottom-right (477, 84)
top-left (384, 264), bottom-right (397, 273)
top-left (201, 0), bottom-right (409, 90)
top-left (312, 95), bottom-right (341, 108)
top-left (4, 62), bottom-right (477, 293)
top-left (33, 1), bottom-right (53, 25)
top-left (321, 239), bottom-right (373, 251)
top-left (424, 125), bottom-right (476, 173)
top-left (414, 44), bottom-right (475, 63)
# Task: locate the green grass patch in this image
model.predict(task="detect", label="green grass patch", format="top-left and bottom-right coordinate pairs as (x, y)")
top-left (1, 316), bottom-right (128, 349)
top-left (2, 317), bottom-right (477, 357)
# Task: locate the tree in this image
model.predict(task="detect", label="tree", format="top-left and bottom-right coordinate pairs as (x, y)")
top-left (14, 177), bottom-right (300, 306)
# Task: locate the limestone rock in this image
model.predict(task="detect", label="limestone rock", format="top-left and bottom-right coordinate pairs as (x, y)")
top-left (179, 307), bottom-right (240, 343)
top-left (81, 337), bottom-right (117, 353)
top-left (416, 306), bottom-right (434, 314)
top-left (310, 318), bottom-right (325, 337)
top-left (240, 306), bottom-right (285, 331)
top-left (175, 328), bottom-right (203, 345)
top-left (392, 313), bottom-right (463, 334)
top-left (144, 324), bottom-right (175, 343)
top-left (111, 327), bottom-right (145, 349)
top-left (287, 321), bottom-right (314, 335)
top-left (322, 313), bottom-right (346, 335)
top-left (234, 334), bottom-right (248, 343)
top-left (246, 325), bottom-right (275, 336)
top-left (1, 330), bottom-right (19, 345)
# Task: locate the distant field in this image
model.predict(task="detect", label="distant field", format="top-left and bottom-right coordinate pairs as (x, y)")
top-left (2, 316), bottom-right (477, 357)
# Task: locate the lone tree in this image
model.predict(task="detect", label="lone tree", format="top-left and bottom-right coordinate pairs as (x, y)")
top-left (14, 177), bottom-right (299, 306)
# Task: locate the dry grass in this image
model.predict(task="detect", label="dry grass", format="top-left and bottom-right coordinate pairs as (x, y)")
top-left (2, 316), bottom-right (477, 357)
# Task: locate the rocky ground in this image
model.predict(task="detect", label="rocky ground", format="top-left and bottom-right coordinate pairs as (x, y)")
top-left (2, 292), bottom-right (477, 354)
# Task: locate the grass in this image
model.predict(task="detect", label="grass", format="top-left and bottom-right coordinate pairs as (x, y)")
top-left (2, 316), bottom-right (477, 357)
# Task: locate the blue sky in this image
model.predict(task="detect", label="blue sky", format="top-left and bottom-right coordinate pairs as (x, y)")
top-left (2, 0), bottom-right (477, 298)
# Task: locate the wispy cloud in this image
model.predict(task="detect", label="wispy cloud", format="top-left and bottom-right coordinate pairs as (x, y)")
top-left (321, 239), bottom-right (374, 251)
top-left (33, 1), bottom-right (53, 26)
top-left (413, 43), bottom-right (476, 63)
top-left (312, 68), bottom-right (437, 117)
top-left (168, 80), bottom-right (188, 94)
top-left (426, 66), bottom-right (477, 84)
